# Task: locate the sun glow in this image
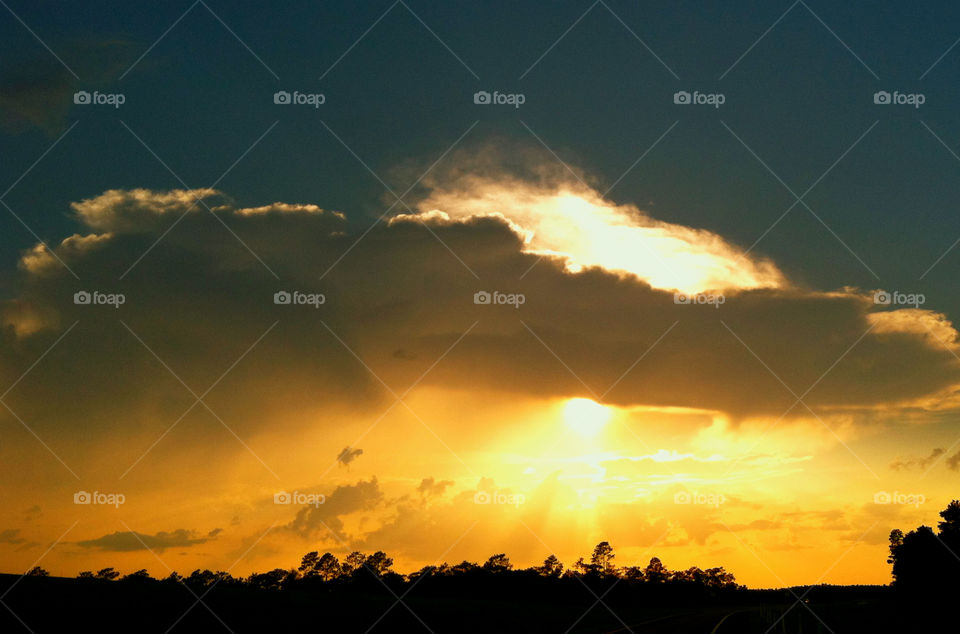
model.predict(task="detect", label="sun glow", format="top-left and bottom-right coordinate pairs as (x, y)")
top-left (414, 182), bottom-right (785, 294)
top-left (563, 398), bottom-right (612, 438)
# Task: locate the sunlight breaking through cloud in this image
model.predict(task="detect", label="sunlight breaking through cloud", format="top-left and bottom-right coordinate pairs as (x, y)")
top-left (411, 178), bottom-right (786, 294)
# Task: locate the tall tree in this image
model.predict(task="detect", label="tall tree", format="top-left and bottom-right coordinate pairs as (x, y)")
top-left (342, 551), bottom-right (367, 576)
top-left (298, 551), bottom-right (320, 577)
top-left (590, 541), bottom-right (616, 575)
top-left (315, 553), bottom-right (342, 581)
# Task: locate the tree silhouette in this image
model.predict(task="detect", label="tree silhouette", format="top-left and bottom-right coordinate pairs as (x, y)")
top-left (621, 565), bottom-right (644, 581)
top-left (364, 551), bottom-right (394, 576)
top-left (704, 567), bottom-right (736, 587)
top-left (590, 541), bottom-right (616, 576)
top-left (450, 560), bottom-right (479, 575)
top-left (164, 572), bottom-right (184, 584)
top-left (643, 557), bottom-right (668, 584)
top-left (572, 557), bottom-right (590, 576)
top-left (56, 537), bottom-right (743, 613)
top-left (536, 554), bottom-right (563, 577)
top-left (247, 568), bottom-right (294, 590)
top-left (482, 553), bottom-right (512, 573)
top-left (888, 499), bottom-right (960, 593)
top-left (938, 499), bottom-right (960, 535)
top-left (298, 551), bottom-right (320, 577)
top-left (26, 567), bottom-right (48, 577)
top-left (121, 569), bottom-right (152, 582)
top-left (341, 551), bottom-right (366, 576)
top-left (315, 553), bottom-right (342, 581)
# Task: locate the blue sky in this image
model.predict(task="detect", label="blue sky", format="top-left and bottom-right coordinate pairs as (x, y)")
top-left (4, 1), bottom-right (960, 309)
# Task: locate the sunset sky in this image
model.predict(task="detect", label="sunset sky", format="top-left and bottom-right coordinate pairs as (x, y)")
top-left (3, 1), bottom-right (960, 589)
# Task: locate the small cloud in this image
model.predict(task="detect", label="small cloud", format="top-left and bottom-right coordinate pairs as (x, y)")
top-left (207, 528), bottom-right (223, 538)
top-left (947, 450), bottom-right (960, 471)
top-left (417, 477), bottom-right (454, 498)
top-left (889, 447), bottom-right (945, 471)
top-left (0, 529), bottom-right (25, 544)
top-left (337, 446), bottom-right (363, 467)
top-left (23, 506), bottom-right (41, 521)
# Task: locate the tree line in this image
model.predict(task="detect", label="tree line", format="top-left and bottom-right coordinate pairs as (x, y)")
top-left (24, 541), bottom-right (739, 592)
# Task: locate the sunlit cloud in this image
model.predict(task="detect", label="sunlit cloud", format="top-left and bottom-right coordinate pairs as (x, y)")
top-left (410, 174), bottom-right (785, 293)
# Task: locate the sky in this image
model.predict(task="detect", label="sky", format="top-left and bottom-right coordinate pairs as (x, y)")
top-left (2, 0), bottom-right (960, 588)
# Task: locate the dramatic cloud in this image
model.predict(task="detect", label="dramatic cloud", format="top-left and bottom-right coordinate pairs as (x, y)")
top-left (1, 183), bottom-right (957, 451)
top-left (411, 172), bottom-right (785, 294)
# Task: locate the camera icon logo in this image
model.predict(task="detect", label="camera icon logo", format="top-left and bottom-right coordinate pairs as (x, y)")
top-left (873, 91), bottom-right (891, 105)
top-left (274, 291), bottom-right (291, 305)
top-left (673, 91), bottom-right (691, 105)
top-left (873, 491), bottom-right (892, 504)
top-left (873, 291), bottom-right (891, 305)
top-left (673, 491), bottom-right (692, 504)
top-left (473, 490), bottom-right (491, 504)
top-left (74, 491), bottom-right (92, 504)
top-left (474, 290), bottom-right (491, 305)
top-left (274, 491), bottom-right (292, 504)
top-left (673, 292), bottom-right (691, 305)
top-left (73, 91), bottom-right (91, 105)
top-left (74, 291), bottom-right (91, 305)
top-left (473, 91), bottom-right (491, 105)
top-left (274, 91), bottom-right (291, 105)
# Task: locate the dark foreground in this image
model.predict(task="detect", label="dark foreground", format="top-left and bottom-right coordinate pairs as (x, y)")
top-left (0, 575), bottom-right (939, 632)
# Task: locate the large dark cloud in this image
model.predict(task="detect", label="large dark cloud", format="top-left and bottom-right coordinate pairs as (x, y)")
top-left (1, 186), bottom-right (958, 470)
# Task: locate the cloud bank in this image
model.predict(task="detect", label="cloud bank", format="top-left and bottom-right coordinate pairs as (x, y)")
top-left (1, 171), bottom-right (958, 464)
